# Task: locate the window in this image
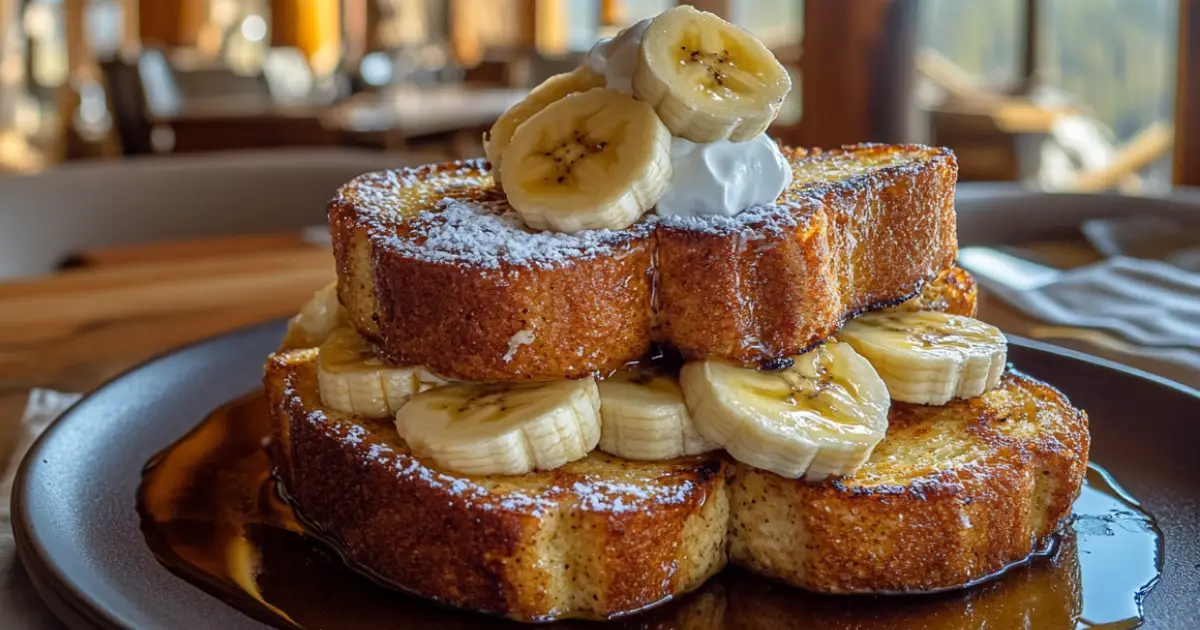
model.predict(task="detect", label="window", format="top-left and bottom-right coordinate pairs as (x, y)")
top-left (733, 0), bottom-right (802, 49)
top-left (919, 0), bottom-right (1178, 188)
top-left (1041, 0), bottom-right (1176, 144)
top-left (921, 0), bottom-right (1022, 87)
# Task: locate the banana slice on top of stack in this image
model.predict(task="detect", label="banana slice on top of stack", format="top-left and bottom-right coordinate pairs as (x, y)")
top-left (500, 88), bottom-right (673, 233)
top-left (483, 5), bottom-right (793, 234)
top-left (839, 311), bottom-right (1008, 406)
top-left (633, 5), bottom-right (792, 143)
top-left (682, 342), bottom-right (891, 480)
top-left (484, 66), bottom-right (607, 182)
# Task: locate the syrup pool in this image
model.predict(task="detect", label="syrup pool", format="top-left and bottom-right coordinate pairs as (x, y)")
top-left (137, 392), bottom-right (1163, 630)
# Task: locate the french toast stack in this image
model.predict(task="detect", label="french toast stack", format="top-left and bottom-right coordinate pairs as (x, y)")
top-left (262, 5), bottom-right (1088, 624)
top-left (264, 143), bottom-right (1088, 621)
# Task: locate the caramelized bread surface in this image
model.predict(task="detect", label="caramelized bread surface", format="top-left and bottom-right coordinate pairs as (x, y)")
top-left (266, 350), bottom-right (1087, 619)
top-left (265, 350), bottom-right (730, 622)
top-left (728, 371), bottom-right (1089, 594)
top-left (330, 144), bottom-right (959, 380)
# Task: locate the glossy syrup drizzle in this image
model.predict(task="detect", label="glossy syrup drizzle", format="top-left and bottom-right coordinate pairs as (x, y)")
top-left (137, 393), bottom-right (1163, 630)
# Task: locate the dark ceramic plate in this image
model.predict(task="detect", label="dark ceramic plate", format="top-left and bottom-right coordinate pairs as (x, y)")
top-left (11, 320), bottom-right (1200, 630)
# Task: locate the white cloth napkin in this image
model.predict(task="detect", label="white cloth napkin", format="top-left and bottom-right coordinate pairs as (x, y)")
top-left (984, 256), bottom-right (1200, 350)
top-left (1, 389), bottom-right (82, 630)
top-left (962, 248), bottom-right (1200, 389)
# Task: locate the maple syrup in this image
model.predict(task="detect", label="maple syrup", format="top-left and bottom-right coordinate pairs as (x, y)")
top-left (138, 393), bottom-right (1163, 630)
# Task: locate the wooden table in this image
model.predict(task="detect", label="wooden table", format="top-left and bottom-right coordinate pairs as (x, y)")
top-left (0, 241), bottom-right (334, 473)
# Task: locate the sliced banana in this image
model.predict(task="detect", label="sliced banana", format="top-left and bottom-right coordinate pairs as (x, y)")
top-left (839, 311), bottom-right (1007, 406)
top-left (317, 327), bottom-right (446, 419)
top-left (500, 87), bottom-right (672, 233)
top-left (597, 366), bottom-right (718, 461)
top-left (681, 342), bottom-right (890, 480)
top-left (396, 378), bottom-right (601, 476)
top-left (484, 65), bottom-right (607, 182)
top-left (632, 5), bottom-right (791, 143)
top-left (281, 282), bottom-right (345, 350)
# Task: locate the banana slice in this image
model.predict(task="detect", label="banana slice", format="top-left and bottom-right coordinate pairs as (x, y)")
top-left (317, 327), bottom-right (446, 419)
top-left (500, 87), bottom-right (672, 233)
top-left (632, 5), bottom-right (791, 143)
top-left (281, 282), bottom-right (345, 349)
top-left (484, 65), bottom-right (606, 182)
top-left (396, 378), bottom-right (601, 476)
top-left (597, 366), bottom-right (718, 461)
top-left (680, 342), bottom-right (890, 480)
top-left (839, 311), bottom-right (1007, 406)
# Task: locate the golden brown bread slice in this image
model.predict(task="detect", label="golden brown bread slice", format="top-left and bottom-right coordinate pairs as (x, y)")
top-left (266, 349), bottom-right (1087, 621)
top-left (728, 371), bottom-right (1089, 594)
top-left (265, 349), bottom-right (730, 622)
top-left (329, 144), bottom-right (958, 380)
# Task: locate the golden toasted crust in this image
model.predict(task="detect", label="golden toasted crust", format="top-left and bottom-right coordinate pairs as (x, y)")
top-left (265, 349), bottom-right (729, 622)
top-left (727, 371), bottom-right (1089, 594)
top-left (891, 264), bottom-right (977, 317)
top-left (330, 144), bottom-right (958, 380)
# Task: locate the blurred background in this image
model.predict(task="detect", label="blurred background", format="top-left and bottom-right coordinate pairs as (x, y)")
top-left (0, 0), bottom-right (1191, 192)
top-left (2, 4), bottom-right (1199, 561)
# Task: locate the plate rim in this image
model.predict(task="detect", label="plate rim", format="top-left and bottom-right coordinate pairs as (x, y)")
top-left (11, 318), bottom-right (284, 630)
top-left (10, 318), bottom-right (1200, 630)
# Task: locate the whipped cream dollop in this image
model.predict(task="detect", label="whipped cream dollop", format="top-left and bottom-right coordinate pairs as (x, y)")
top-left (656, 135), bottom-right (792, 219)
top-left (584, 19), bottom-right (651, 94)
top-left (584, 19), bottom-right (793, 220)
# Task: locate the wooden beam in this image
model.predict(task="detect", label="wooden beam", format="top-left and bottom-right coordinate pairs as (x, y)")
top-left (1175, 0), bottom-right (1200, 185)
top-left (518, 0), bottom-right (538, 51)
top-left (600, 0), bottom-right (624, 26)
top-left (535, 0), bottom-right (568, 55)
top-left (798, 0), bottom-right (919, 148)
top-left (342, 0), bottom-right (369, 64)
top-left (0, 0), bottom-right (19, 92)
top-left (138, 0), bottom-right (208, 48)
top-left (120, 0), bottom-right (140, 53)
top-left (270, 0), bottom-right (342, 75)
top-left (449, 0), bottom-right (482, 65)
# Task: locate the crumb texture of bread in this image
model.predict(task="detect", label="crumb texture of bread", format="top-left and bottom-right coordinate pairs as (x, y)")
top-left (727, 371), bottom-right (1089, 594)
top-left (266, 350), bottom-right (1088, 619)
top-left (330, 144), bottom-right (959, 380)
top-left (265, 350), bottom-right (729, 622)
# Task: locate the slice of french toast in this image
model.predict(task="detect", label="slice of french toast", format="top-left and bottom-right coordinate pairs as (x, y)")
top-left (265, 349), bottom-right (730, 622)
top-left (329, 144), bottom-right (958, 381)
top-left (728, 372), bottom-right (1089, 594)
top-left (265, 350), bottom-right (1087, 621)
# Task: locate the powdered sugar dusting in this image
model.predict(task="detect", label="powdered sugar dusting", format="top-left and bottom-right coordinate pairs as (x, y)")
top-left (336, 160), bottom-right (653, 270)
top-left (384, 197), bottom-right (651, 270)
top-left (656, 201), bottom-right (804, 236)
top-left (572, 479), bottom-right (697, 513)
